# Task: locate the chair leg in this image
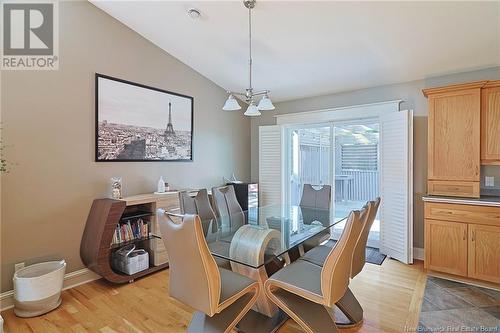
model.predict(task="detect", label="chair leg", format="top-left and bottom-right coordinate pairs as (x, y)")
top-left (188, 289), bottom-right (258, 333)
top-left (334, 287), bottom-right (363, 328)
top-left (266, 288), bottom-right (340, 333)
top-left (287, 246), bottom-right (301, 262)
top-left (265, 256), bottom-right (286, 277)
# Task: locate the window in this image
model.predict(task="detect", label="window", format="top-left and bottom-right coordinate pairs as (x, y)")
top-left (341, 144), bottom-right (378, 171)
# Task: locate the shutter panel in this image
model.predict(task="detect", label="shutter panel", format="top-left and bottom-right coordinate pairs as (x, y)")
top-left (259, 125), bottom-right (283, 206)
top-left (379, 110), bottom-right (413, 264)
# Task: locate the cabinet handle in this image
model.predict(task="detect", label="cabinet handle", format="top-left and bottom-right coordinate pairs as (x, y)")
top-left (463, 229), bottom-right (467, 241)
top-left (471, 230), bottom-right (475, 242)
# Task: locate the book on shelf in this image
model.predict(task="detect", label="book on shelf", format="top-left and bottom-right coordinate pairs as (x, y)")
top-left (111, 218), bottom-right (149, 245)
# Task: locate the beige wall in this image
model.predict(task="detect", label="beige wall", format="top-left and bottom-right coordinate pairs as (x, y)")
top-left (251, 66), bottom-right (500, 250)
top-left (0, 2), bottom-right (250, 292)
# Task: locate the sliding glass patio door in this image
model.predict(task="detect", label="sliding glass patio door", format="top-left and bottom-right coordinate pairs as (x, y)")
top-left (285, 119), bottom-right (380, 248)
top-left (331, 120), bottom-right (380, 248)
top-left (286, 125), bottom-right (332, 207)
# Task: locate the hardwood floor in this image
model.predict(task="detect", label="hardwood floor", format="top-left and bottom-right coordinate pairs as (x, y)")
top-left (2, 259), bottom-right (426, 333)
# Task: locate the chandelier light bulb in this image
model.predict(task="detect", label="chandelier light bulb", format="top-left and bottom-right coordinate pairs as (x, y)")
top-left (222, 94), bottom-right (242, 111)
top-left (257, 94), bottom-right (275, 111)
top-left (244, 101), bottom-right (261, 116)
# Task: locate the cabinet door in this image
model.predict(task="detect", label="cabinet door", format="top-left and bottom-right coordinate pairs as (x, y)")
top-left (481, 84), bottom-right (500, 164)
top-left (428, 89), bottom-right (480, 182)
top-left (425, 219), bottom-right (468, 276)
top-left (468, 224), bottom-right (500, 283)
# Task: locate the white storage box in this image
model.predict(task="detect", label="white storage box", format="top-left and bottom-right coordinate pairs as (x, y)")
top-left (13, 260), bottom-right (66, 318)
top-left (112, 245), bottom-right (149, 275)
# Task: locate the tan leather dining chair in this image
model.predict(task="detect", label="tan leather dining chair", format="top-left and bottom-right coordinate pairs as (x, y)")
top-left (351, 197), bottom-right (381, 277)
top-left (300, 184), bottom-right (331, 209)
top-left (297, 198), bottom-right (380, 327)
top-left (158, 210), bottom-right (259, 333)
top-left (179, 189), bottom-right (232, 269)
top-left (299, 197), bottom-right (381, 276)
top-left (300, 184), bottom-right (332, 252)
top-left (264, 209), bottom-right (367, 333)
top-left (211, 185), bottom-right (245, 230)
top-left (179, 189), bottom-right (217, 236)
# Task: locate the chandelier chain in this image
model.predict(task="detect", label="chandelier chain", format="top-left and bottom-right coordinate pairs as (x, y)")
top-left (222, 0), bottom-right (274, 115)
top-left (248, 5), bottom-right (253, 94)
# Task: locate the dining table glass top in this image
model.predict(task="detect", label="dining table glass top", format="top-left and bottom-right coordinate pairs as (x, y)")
top-left (204, 204), bottom-right (362, 269)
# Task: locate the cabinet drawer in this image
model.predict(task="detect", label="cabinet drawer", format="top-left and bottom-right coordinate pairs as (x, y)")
top-left (150, 238), bottom-right (166, 251)
top-left (157, 195), bottom-right (180, 211)
top-left (428, 180), bottom-right (480, 198)
top-left (425, 202), bottom-right (500, 226)
top-left (144, 239), bottom-right (168, 266)
top-left (150, 249), bottom-right (169, 266)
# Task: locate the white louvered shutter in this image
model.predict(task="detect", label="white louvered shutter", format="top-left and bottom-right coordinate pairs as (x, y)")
top-left (379, 110), bottom-right (414, 264)
top-left (259, 125), bottom-right (283, 206)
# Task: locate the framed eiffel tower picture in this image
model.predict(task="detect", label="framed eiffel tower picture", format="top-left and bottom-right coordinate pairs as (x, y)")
top-left (95, 74), bottom-right (194, 162)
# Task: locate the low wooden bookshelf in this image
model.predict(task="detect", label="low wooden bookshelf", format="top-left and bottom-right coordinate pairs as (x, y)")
top-left (80, 192), bottom-right (181, 283)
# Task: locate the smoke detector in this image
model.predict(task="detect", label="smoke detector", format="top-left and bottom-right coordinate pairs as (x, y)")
top-left (187, 8), bottom-right (201, 19)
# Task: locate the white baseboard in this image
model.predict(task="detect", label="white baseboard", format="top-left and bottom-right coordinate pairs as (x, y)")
top-left (413, 247), bottom-right (424, 261)
top-left (0, 268), bottom-right (101, 312)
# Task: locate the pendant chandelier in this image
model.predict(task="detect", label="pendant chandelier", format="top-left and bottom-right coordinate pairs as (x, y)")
top-left (222, 0), bottom-right (275, 116)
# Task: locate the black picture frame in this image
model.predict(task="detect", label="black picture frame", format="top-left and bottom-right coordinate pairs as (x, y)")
top-left (95, 73), bottom-right (194, 162)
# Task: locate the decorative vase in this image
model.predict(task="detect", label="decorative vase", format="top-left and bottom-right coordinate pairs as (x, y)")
top-left (157, 176), bottom-right (166, 193)
top-left (110, 177), bottom-right (122, 199)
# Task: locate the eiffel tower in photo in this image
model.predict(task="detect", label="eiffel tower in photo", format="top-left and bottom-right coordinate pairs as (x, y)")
top-left (165, 102), bottom-right (175, 137)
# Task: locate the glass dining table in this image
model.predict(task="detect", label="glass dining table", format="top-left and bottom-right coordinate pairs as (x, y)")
top-left (202, 204), bottom-right (359, 333)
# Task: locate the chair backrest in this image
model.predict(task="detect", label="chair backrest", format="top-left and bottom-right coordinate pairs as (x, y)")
top-left (320, 206), bottom-right (369, 307)
top-left (300, 206), bottom-right (331, 226)
top-left (211, 185), bottom-right (245, 229)
top-left (179, 189), bottom-right (217, 235)
top-left (299, 184), bottom-right (331, 210)
top-left (157, 210), bottom-right (221, 316)
top-left (351, 197), bottom-right (381, 278)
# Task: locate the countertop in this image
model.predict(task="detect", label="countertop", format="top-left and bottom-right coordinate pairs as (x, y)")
top-left (423, 195), bottom-right (500, 207)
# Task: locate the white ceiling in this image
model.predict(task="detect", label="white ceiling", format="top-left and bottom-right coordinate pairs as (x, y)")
top-left (90, 1), bottom-right (500, 102)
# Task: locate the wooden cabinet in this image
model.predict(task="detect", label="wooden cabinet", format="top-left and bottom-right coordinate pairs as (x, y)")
top-left (423, 82), bottom-right (484, 198)
top-left (468, 224), bottom-right (500, 283)
top-left (424, 201), bottom-right (500, 283)
top-left (80, 193), bottom-right (182, 283)
top-left (481, 81), bottom-right (500, 164)
top-left (424, 219), bottom-right (468, 276)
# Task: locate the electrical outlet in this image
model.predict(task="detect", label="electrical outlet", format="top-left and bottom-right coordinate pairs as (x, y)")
top-left (485, 176), bottom-right (495, 187)
top-left (14, 262), bottom-right (25, 272)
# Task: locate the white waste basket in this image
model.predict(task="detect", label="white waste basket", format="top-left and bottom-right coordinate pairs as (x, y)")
top-left (13, 260), bottom-right (66, 317)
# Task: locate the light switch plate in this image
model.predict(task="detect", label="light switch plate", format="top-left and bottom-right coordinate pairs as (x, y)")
top-left (485, 176), bottom-right (495, 187)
